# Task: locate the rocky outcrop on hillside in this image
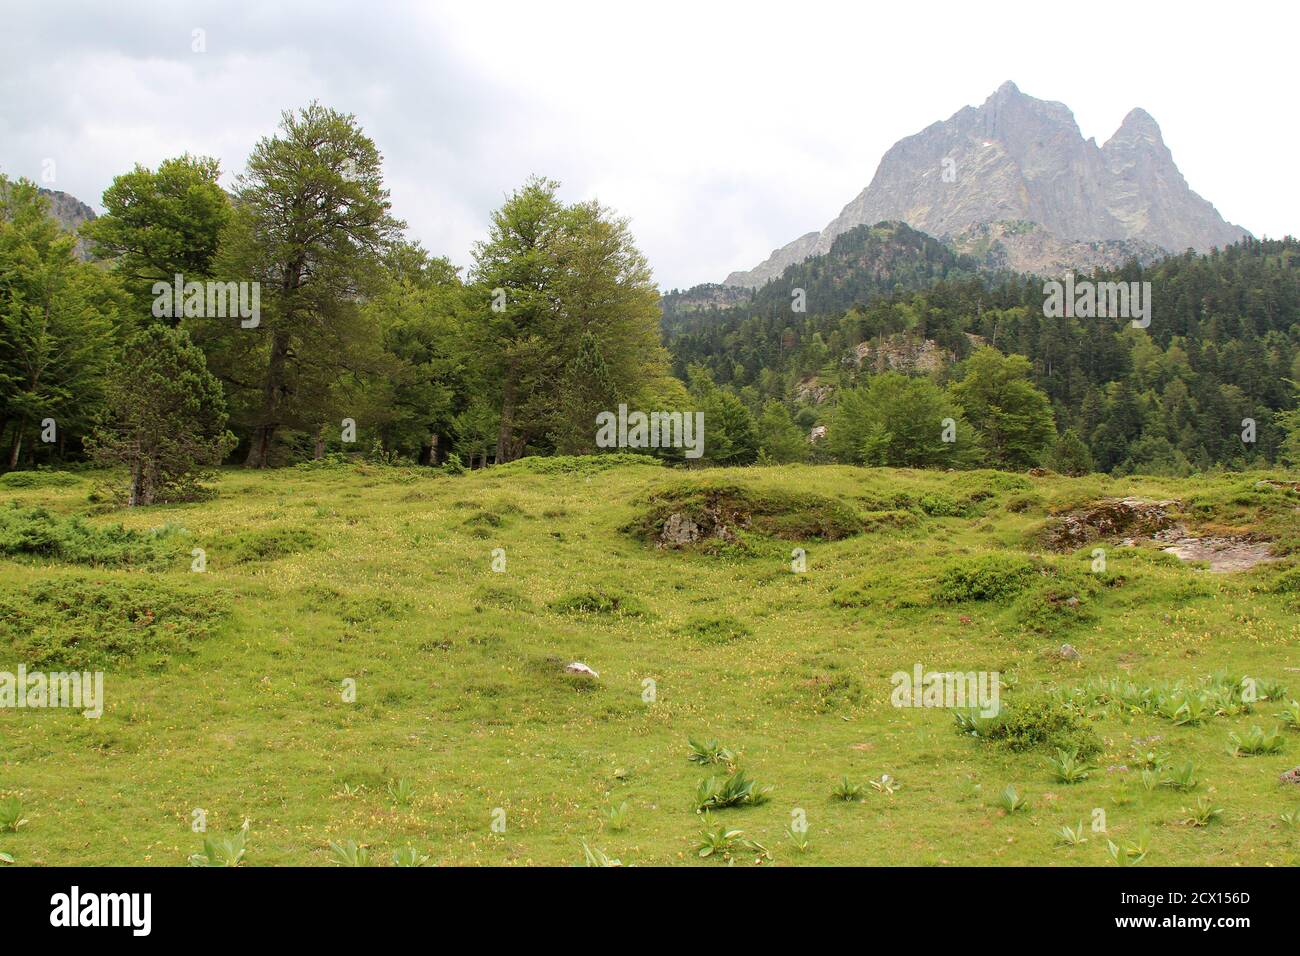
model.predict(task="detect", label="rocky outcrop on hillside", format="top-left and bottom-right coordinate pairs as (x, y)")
top-left (38, 187), bottom-right (97, 260)
top-left (724, 82), bottom-right (1249, 288)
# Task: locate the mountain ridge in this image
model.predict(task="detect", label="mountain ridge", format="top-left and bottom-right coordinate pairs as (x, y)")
top-left (724, 81), bottom-right (1249, 288)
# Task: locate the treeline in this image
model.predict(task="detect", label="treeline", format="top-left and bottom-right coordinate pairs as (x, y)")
top-left (0, 104), bottom-right (680, 498)
top-left (665, 236), bottom-right (1300, 475)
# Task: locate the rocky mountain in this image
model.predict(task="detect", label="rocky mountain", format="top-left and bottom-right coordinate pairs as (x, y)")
top-left (724, 82), bottom-right (1249, 287)
top-left (38, 187), bottom-right (97, 259)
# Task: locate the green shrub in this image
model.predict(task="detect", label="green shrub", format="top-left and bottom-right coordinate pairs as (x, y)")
top-left (214, 525), bottom-right (319, 563)
top-left (0, 503), bottom-right (185, 568)
top-left (626, 482), bottom-right (864, 546)
top-left (959, 693), bottom-right (1101, 757)
top-left (549, 589), bottom-right (648, 619)
top-left (0, 470), bottom-right (82, 489)
top-left (0, 575), bottom-right (229, 669)
top-left (934, 553), bottom-right (1041, 603)
top-left (677, 614), bottom-right (751, 645)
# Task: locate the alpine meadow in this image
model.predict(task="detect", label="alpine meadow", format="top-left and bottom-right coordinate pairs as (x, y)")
top-left (2, 2), bottom-right (1300, 896)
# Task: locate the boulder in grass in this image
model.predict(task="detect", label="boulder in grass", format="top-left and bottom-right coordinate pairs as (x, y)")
top-left (565, 662), bottom-right (599, 679)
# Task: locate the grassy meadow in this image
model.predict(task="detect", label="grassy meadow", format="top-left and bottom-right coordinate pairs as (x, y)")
top-left (1, 457), bottom-right (1299, 866)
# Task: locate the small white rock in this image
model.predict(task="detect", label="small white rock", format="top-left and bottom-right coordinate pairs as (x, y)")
top-left (565, 662), bottom-right (599, 679)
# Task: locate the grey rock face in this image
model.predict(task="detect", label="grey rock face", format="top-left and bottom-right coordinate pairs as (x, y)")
top-left (725, 82), bottom-right (1249, 287)
top-left (37, 187), bottom-right (97, 260)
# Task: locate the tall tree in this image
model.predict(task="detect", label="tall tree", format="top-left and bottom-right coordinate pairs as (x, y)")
top-left (948, 348), bottom-right (1056, 469)
top-left (81, 154), bottom-right (230, 317)
top-left (213, 103), bottom-right (403, 467)
top-left (0, 178), bottom-right (123, 468)
top-left (86, 326), bottom-right (235, 505)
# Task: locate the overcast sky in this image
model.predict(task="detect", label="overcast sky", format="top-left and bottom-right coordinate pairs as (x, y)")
top-left (2, 0), bottom-right (1294, 291)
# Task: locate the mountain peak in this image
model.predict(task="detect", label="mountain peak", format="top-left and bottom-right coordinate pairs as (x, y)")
top-left (1113, 107), bottom-right (1164, 143)
top-left (721, 84), bottom-right (1249, 288)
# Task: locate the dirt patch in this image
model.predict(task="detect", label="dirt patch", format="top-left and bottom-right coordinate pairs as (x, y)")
top-left (1043, 497), bottom-right (1178, 551)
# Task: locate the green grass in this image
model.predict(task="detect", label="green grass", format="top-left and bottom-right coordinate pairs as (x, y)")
top-left (1, 461), bottom-right (1299, 866)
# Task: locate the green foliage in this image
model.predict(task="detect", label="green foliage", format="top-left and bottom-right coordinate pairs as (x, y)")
top-left (189, 827), bottom-right (247, 867)
top-left (995, 785), bottom-right (1029, 813)
top-left (1228, 725), bottom-right (1285, 756)
top-left (627, 482), bottom-right (864, 547)
top-left (548, 589), bottom-right (648, 618)
top-left (933, 553), bottom-right (1041, 603)
top-left (1047, 748), bottom-right (1095, 784)
top-left (959, 694), bottom-right (1101, 758)
top-left (687, 737), bottom-right (736, 767)
top-left (86, 325), bottom-right (235, 504)
top-left (392, 846), bottom-right (430, 867)
top-left (0, 503), bottom-right (185, 567)
top-left (826, 372), bottom-right (981, 468)
top-left (677, 615), bottom-right (750, 645)
top-left (0, 575), bottom-right (228, 669)
top-left (580, 842), bottom-right (625, 867)
top-left (0, 797), bottom-right (28, 832)
top-left (328, 840), bottom-right (370, 866)
top-left (214, 525), bottom-right (318, 563)
top-left (831, 776), bottom-right (865, 801)
top-left (693, 771), bottom-right (772, 812)
top-left (756, 400), bottom-right (809, 463)
top-left (948, 348), bottom-right (1056, 470)
top-left (1180, 796), bottom-right (1223, 827)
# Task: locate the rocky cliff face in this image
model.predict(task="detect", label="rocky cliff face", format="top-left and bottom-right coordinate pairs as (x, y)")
top-left (724, 82), bottom-right (1248, 287)
top-left (38, 187), bottom-right (97, 260)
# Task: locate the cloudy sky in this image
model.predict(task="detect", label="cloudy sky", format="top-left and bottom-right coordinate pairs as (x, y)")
top-left (2, 0), bottom-right (1295, 291)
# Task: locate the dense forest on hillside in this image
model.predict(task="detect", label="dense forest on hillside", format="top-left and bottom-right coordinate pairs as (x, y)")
top-left (664, 234), bottom-right (1300, 475)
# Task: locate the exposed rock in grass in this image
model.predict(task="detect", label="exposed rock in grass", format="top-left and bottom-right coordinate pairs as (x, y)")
top-left (626, 483), bottom-right (864, 550)
top-left (564, 661), bottom-right (599, 679)
top-left (1157, 534), bottom-right (1278, 573)
top-left (1059, 643), bottom-right (1081, 660)
top-left (1043, 497), bottom-right (1179, 551)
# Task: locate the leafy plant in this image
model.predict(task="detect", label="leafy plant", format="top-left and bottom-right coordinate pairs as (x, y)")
top-left (785, 827), bottom-right (810, 853)
top-left (996, 785), bottom-right (1029, 813)
top-left (694, 825), bottom-right (768, 863)
top-left (693, 771), bottom-right (772, 812)
top-left (328, 839), bottom-right (371, 866)
top-left (1228, 725), bottom-right (1285, 756)
top-left (1107, 829), bottom-right (1151, 866)
top-left (1280, 810), bottom-right (1300, 829)
top-left (831, 777), bottom-right (865, 802)
top-left (1055, 821), bottom-right (1088, 847)
top-left (0, 798), bottom-right (28, 833)
top-left (604, 800), bottom-right (630, 832)
top-left (580, 842), bottom-right (625, 867)
top-left (1277, 700), bottom-right (1300, 730)
top-left (391, 846), bottom-right (430, 867)
top-left (188, 825), bottom-right (248, 867)
top-left (387, 777), bottom-right (415, 807)
top-left (868, 774), bottom-right (900, 795)
top-left (1180, 796), bottom-right (1223, 827)
top-left (0, 851), bottom-right (13, 864)
top-left (1160, 760), bottom-right (1200, 792)
top-left (1139, 768), bottom-right (1161, 793)
top-left (687, 737), bottom-right (736, 767)
top-left (1048, 748), bottom-right (1095, 784)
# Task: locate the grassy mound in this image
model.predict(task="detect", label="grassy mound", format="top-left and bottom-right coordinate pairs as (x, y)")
top-left (0, 575), bottom-right (230, 669)
top-left (626, 482), bottom-right (864, 549)
top-left (0, 503), bottom-right (186, 568)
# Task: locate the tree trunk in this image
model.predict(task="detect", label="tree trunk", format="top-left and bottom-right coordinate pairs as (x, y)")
top-left (426, 430), bottom-right (439, 466)
top-left (8, 429), bottom-right (21, 470)
top-left (313, 424), bottom-right (326, 460)
top-left (246, 329), bottom-right (292, 468)
top-left (496, 375), bottom-right (516, 463)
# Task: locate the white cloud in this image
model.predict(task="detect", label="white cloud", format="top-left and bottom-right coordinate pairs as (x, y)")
top-left (0, 0), bottom-right (1293, 290)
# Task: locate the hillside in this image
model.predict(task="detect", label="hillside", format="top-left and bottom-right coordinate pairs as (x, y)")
top-left (2, 460), bottom-right (1298, 866)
